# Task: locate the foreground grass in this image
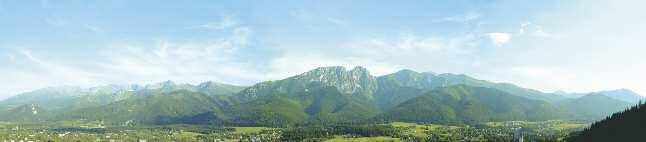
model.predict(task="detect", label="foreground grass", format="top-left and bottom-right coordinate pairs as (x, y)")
top-left (231, 126), bottom-right (271, 134)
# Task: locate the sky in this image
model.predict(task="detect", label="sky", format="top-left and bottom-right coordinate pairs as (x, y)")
top-left (1, 0), bottom-right (645, 99)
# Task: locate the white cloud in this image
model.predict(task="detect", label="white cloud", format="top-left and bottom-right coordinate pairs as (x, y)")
top-left (0, 49), bottom-right (104, 98)
top-left (263, 33), bottom-right (486, 80)
top-left (532, 25), bottom-right (553, 38)
top-left (519, 22), bottom-right (531, 34)
top-left (98, 34), bottom-right (256, 85)
top-left (93, 15), bottom-right (261, 86)
top-left (518, 22), bottom-right (559, 38)
top-left (487, 32), bottom-right (511, 46)
top-left (345, 33), bottom-right (479, 56)
top-left (0, 15), bottom-right (263, 98)
top-left (435, 11), bottom-right (481, 23)
top-left (194, 15), bottom-right (239, 30)
top-left (6, 54), bottom-right (15, 62)
top-left (19, 49), bottom-right (101, 85)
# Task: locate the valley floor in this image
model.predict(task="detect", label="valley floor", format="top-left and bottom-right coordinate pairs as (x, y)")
top-left (0, 120), bottom-right (586, 142)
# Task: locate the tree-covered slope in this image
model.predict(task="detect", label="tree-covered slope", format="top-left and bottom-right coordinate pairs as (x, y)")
top-left (0, 86), bottom-right (85, 110)
top-left (373, 69), bottom-right (566, 112)
top-left (225, 94), bottom-right (309, 126)
top-left (569, 102), bottom-right (646, 142)
top-left (58, 90), bottom-right (225, 125)
top-left (377, 85), bottom-right (567, 124)
top-left (427, 73), bottom-right (566, 102)
top-left (0, 104), bottom-right (48, 121)
top-left (0, 66), bottom-right (627, 126)
top-left (374, 70), bottom-right (434, 111)
top-left (196, 81), bottom-right (247, 96)
top-left (0, 81), bottom-right (244, 112)
top-left (225, 86), bottom-right (378, 126)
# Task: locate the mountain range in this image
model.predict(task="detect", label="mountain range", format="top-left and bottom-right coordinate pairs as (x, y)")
top-left (554, 89), bottom-right (644, 103)
top-left (0, 66), bottom-right (640, 126)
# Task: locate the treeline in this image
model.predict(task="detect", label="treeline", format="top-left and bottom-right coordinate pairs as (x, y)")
top-left (280, 124), bottom-right (401, 141)
top-left (569, 101), bottom-right (646, 141)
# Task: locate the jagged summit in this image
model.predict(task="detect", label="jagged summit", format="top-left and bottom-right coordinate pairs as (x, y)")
top-left (350, 66), bottom-right (369, 73)
top-left (303, 66), bottom-right (371, 75)
top-left (145, 80), bottom-right (177, 89)
top-left (295, 66), bottom-right (377, 95)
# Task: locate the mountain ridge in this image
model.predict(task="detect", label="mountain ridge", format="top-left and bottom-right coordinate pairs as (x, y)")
top-left (0, 66), bottom-right (635, 126)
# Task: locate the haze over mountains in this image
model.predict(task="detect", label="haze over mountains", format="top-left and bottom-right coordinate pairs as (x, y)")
top-left (0, 66), bottom-right (640, 126)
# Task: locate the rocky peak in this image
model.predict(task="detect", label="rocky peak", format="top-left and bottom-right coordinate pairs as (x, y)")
top-left (146, 80), bottom-right (176, 90)
top-left (197, 81), bottom-right (215, 89)
top-left (296, 66), bottom-right (377, 94)
top-left (350, 66), bottom-right (370, 74)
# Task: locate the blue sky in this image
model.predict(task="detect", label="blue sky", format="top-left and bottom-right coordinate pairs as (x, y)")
top-left (1, 0), bottom-right (645, 98)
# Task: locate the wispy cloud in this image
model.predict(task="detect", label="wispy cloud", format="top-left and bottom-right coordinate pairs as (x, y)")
top-left (96, 15), bottom-right (261, 85)
top-left (487, 32), bottom-right (511, 46)
top-left (0, 48), bottom-right (104, 98)
top-left (519, 22), bottom-right (531, 34)
top-left (2, 0), bottom-right (646, 97)
top-left (6, 54), bottom-right (15, 62)
top-left (518, 22), bottom-right (559, 38)
top-left (19, 49), bottom-right (101, 85)
top-left (263, 32), bottom-right (485, 79)
top-left (0, 15), bottom-right (263, 97)
top-left (193, 15), bottom-right (239, 30)
top-left (435, 11), bottom-right (481, 23)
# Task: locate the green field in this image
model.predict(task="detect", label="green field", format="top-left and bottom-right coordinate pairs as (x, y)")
top-left (0, 120), bottom-right (585, 141)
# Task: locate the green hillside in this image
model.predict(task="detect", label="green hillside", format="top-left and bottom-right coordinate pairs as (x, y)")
top-left (225, 86), bottom-right (378, 126)
top-left (0, 66), bottom-right (630, 127)
top-left (373, 69), bottom-right (566, 112)
top-left (559, 93), bottom-right (631, 120)
top-left (58, 90), bottom-right (225, 125)
top-left (378, 85), bottom-right (567, 124)
top-left (0, 104), bottom-right (47, 121)
top-left (0, 86), bottom-right (84, 111)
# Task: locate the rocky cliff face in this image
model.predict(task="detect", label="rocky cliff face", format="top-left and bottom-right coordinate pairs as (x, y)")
top-left (294, 66), bottom-right (377, 95)
top-left (235, 66), bottom-right (379, 102)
